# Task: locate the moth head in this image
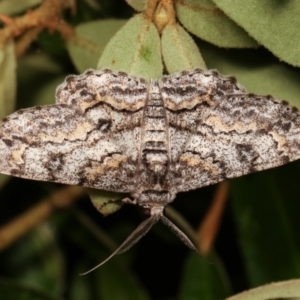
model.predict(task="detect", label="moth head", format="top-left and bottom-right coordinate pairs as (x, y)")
top-left (80, 205), bottom-right (198, 275)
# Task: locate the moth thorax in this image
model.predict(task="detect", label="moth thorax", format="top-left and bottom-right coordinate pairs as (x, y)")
top-left (144, 151), bottom-right (168, 175)
top-left (138, 190), bottom-right (171, 207)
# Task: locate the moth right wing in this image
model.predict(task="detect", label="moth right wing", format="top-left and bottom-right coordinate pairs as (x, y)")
top-left (160, 69), bottom-right (300, 192)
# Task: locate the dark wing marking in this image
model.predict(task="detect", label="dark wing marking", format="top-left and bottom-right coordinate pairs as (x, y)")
top-left (159, 68), bottom-right (246, 110)
top-left (56, 68), bottom-right (148, 111)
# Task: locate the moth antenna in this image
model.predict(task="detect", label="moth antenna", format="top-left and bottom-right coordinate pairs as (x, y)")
top-left (80, 215), bottom-right (159, 275)
top-left (160, 215), bottom-right (198, 252)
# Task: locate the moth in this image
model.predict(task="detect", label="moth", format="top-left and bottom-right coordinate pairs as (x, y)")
top-left (1, 68), bottom-right (300, 273)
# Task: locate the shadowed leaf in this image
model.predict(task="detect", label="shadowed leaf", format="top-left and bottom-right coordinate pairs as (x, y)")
top-left (0, 279), bottom-right (64, 300)
top-left (230, 163), bottom-right (300, 286)
top-left (179, 251), bottom-right (230, 300)
top-left (98, 260), bottom-right (150, 300)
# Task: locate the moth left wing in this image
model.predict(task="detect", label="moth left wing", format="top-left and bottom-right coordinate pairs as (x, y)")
top-left (0, 104), bottom-right (135, 192)
top-left (160, 70), bottom-right (300, 192)
top-left (0, 69), bottom-right (149, 192)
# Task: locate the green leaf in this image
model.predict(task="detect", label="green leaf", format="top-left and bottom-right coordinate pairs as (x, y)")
top-left (199, 41), bottom-right (300, 109)
top-left (0, 39), bottom-right (16, 120)
top-left (125, 0), bottom-right (148, 12)
top-left (230, 163), bottom-right (300, 286)
top-left (226, 279), bottom-right (300, 300)
top-left (69, 261), bottom-right (97, 300)
top-left (87, 189), bottom-right (124, 216)
top-left (161, 23), bottom-right (206, 73)
top-left (67, 19), bottom-right (126, 72)
top-left (70, 258), bottom-right (150, 300)
top-left (179, 252), bottom-right (231, 300)
top-left (97, 261), bottom-right (150, 300)
top-left (97, 14), bottom-right (163, 79)
top-left (175, 0), bottom-right (257, 48)
top-left (0, 279), bottom-right (63, 300)
top-left (212, 0), bottom-right (300, 67)
top-left (0, 224), bottom-right (65, 295)
top-left (0, 0), bottom-right (42, 15)
top-left (0, 174), bottom-right (9, 189)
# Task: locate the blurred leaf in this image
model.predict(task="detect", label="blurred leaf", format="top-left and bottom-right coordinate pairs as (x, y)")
top-left (0, 279), bottom-right (63, 300)
top-left (0, 0), bottom-right (42, 15)
top-left (0, 39), bottom-right (16, 119)
top-left (97, 261), bottom-right (150, 300)
top-left (87, 189), bottom-right (124, 216)
top-left (175, 0), bottom-right (257, 48)
top-left (67, 19), bottom-right (126, 72)
top-left (69, 261), bottom-right (96, 300)
top-left (230, 163), bottom-right (300, 286)
top-left (179, 251), bottom-right (230, 300)
top-left (31, 76), bottom-right (66, 106)
top-left (226, 279), bottom-right (300, 300)
top-left (0, 174), bottom-right (9, 189)
top-left (17, 53), bottom-right (64, 108)
top-left (200, 42), bottom-right (300, 109)
top-left (125, 0), bottom-right (148, 12)
top-left (18, 53), bottom-right (63, 77)
top-left (161, 22), bottom-right (206, 73)
top-left (70, 258), bottom-right (150, 300)
top-left (37, 31), bottom-right (67, 61)
top-left (82, 0), bottom-right (101, 12)
top-left (212, 0), bottom-right (300, 67)
top-left (0, 224), bottom-right (65, 295)
top-left (97, 14), bottom-right (163, 79)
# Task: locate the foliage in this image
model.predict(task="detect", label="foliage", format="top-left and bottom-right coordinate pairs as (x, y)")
top-left (0, 0), bottom-right (300, 299)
